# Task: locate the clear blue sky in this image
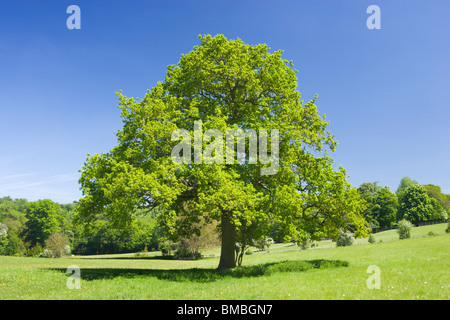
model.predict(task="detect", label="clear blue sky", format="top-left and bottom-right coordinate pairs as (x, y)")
top-left (0, 0), bottom-right (449, 203)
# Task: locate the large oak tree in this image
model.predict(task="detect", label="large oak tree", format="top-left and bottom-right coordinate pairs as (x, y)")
top-left (77, 35), bottom-right (368, 269)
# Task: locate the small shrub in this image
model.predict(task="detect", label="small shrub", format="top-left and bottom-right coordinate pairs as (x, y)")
top-left (173, 243), bottom-right (202, 260)
top-left (41, 249), bottom-right (54, 258)
top-left (299, 239), bottom-right (309, 250)
top-left (446, 220), bottom-right (450, 233)
top-left (397, 219), bottom-right (413, 240)
top-left (427, 231), bottom-right (436, 237)
top-left (336, 230), bottom-right (354, 247)
top-left (368, 234), bottom-right (376, 244)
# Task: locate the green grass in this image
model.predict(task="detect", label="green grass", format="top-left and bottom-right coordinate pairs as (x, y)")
top-left (0, 224), bottom-right (449, 300)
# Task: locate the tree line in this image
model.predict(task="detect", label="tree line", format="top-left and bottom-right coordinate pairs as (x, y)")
top-left (0, 197), bottom-right (167, 257)
top-left (357, 177), bottom-right (449, 231)
top-left (0, 176), bottom-right (448, 258)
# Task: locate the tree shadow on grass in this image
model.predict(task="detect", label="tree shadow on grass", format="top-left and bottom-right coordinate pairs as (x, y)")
top-left (50, 259), bottom-right (348, 283)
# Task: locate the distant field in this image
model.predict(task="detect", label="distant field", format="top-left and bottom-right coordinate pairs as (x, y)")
top-left (0, 223), bottom-right (448, 299)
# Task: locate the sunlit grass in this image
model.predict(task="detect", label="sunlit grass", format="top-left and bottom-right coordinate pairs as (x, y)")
top-left (0, 224), bottom-right (448, 299)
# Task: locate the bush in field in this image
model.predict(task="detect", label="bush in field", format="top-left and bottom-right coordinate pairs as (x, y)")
top-left (173, 243), bottom-right (202, 260)
top-left (446, 220), bottom-right (450, 233)
top-left (336, 230), bottom-right (354, 247)
top-left (253, 236), bottom-right (273, 251)
top-left (42, 249), bottom-right (54, 258)
top-left (44, 232), bottom-right (69, 258)
top-left (368, 234), bottom-right (376, 244)
top-left (397, 219), bottom-right (413, 239)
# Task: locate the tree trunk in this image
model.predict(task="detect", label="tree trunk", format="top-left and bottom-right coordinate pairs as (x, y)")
top-left (217, 213), bottom-right (236, 270)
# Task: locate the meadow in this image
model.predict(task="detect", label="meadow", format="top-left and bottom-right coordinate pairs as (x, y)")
top-left (0, 223), bottom-right (448, 300)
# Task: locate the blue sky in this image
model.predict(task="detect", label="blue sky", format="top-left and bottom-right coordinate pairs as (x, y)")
top-left (0, 0), bottom-right (449, 203)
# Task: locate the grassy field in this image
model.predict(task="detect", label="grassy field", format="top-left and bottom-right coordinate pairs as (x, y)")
top-left (0, 223), bottom-right (448, 300)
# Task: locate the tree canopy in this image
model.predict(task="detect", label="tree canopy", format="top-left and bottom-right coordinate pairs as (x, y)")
top-left (77, 34), bottom-right (368, 269)
top-left (396, 176), bottom-right (419, 196)
top-left (397, 185), bottom-right (434, 225)
top-left (24, 199), bottom-right (63, 247)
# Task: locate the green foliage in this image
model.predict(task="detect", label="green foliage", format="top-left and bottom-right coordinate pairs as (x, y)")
top-left (358, 182), bottom-right (381, 199)
top-left (174, 242), bottom-right (202, 260)
top-left (357, 182), bottom-right (381, 230)
top-left (77, 34), bottom-right (368, 268)
top-left (160, 240), bottom-right (177, 256)
top-left (24, 199), bottom-right (63, 247)
top-left (336, 230), bottom-right (354, 247)
top-left (429, 198), bottom-right (445, 220)
top-left (358, 183), bottom-right (397, 231)
top-left (423, 184), bottom-right (450, 216)
top-left (73, 217), bottom-right (160, 255)
top-left (1, 233), bottom-right (24, 256)
top-left (397, 185), bottom-right (434, 225)
top-left (27, 244), bottom-right (43, 257)
top-left (368, 234), bottom-right (376, 243)
top-left (397, 219), bottom-right (414, 239)
top-left (0, 197), bottom-right (28, 222)
top-left (396, 177), bottom-right (419, 196)
top-left (373, 187), bottom-right (398, 229)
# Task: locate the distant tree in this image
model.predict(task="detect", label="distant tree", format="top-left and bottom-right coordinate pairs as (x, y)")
top-left (429, 198), bottom-right (445, 220)
top-left (1, 234), bottom-right (23, 256)
top-left (73, 217), bottom-right (161, 255)
top-left (397, 185), bottom-right (433, 225)
top-left (358, 182), bottom-right (381, 198)
top-left (0, 197), bottom-right (28, 222)
top-left (24, 199), bottom-right (63, 246)
top-left (372, 187), bottom-right (398, 229)
top-left (0, 218), bottom-right (27, 256)
top-left (423, 184), bottom-right (450, 217)
top-left (396, 177), bottom-right (419, 196)
top-left (45, 232), bottom-right (69, 258)
top-left (357, 182), bottom-right (381, 229)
